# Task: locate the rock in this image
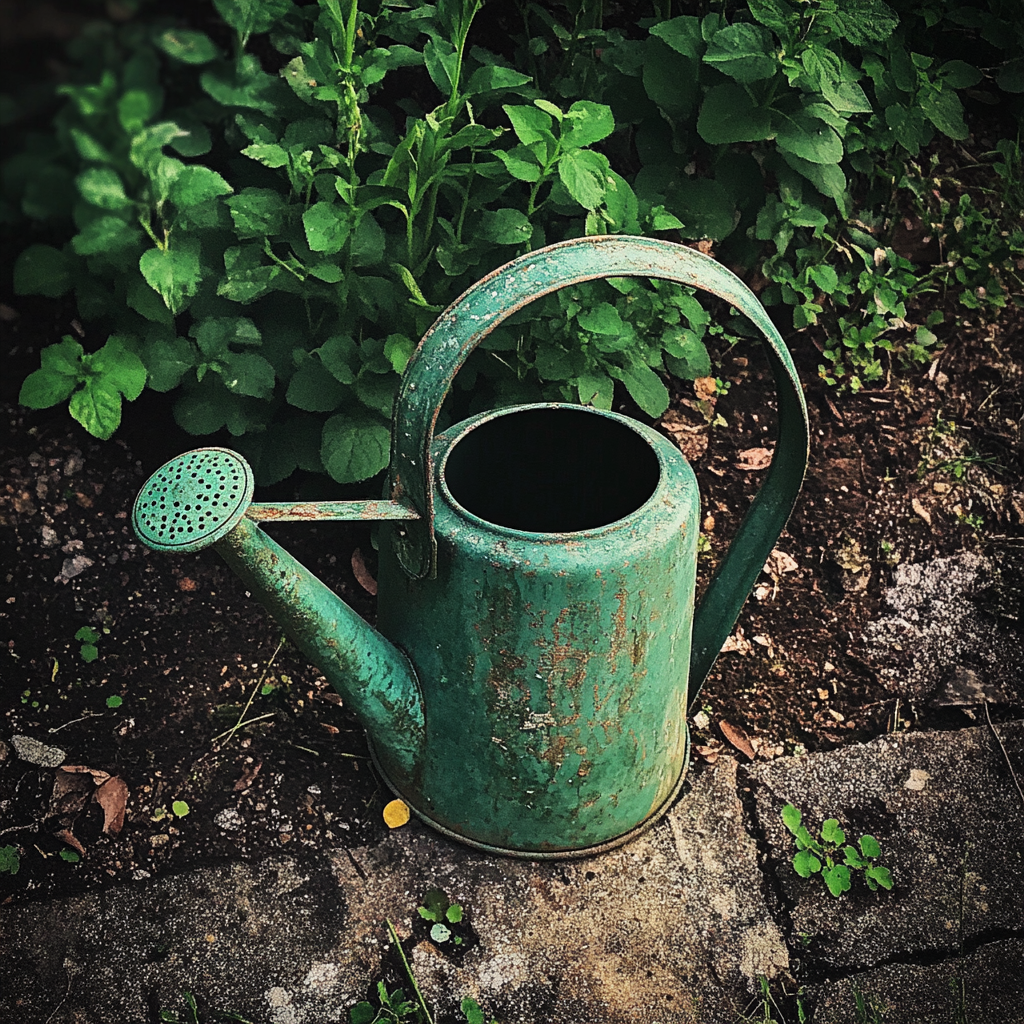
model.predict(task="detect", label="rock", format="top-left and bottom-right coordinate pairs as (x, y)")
top-left (56, 554), bottom-right (94, 583)
top-left (10, 735), bottom-right (66, 768)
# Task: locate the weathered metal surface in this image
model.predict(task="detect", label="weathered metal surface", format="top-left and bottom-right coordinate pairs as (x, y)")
top-left (131, 234), bottom-right (809, 857)
top-left (373, 404), bottom-right (699, 854)
top-left (388, 234), bottom-right (809, 701)
top-left (132, 448), bottom-right (254, 553)
top-left (215, 516), bottom-right (424, 781)
top-left (246, 500), bottom-right (419, 522)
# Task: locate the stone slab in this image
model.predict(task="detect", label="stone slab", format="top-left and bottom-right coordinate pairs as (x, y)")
top-left (805, 938), bottom-right (1024, 1024)
top-left (749, 722), bottom-right (1024, 973)
top-left (0, 757), bottom-right (786, 1024)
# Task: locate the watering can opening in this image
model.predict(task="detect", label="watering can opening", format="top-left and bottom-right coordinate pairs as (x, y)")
top-left (440, 405), bottom-right (660, 534)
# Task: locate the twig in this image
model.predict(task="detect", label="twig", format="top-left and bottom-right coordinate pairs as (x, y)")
top-left (387, 919), bottom-right (434, 1024)
top-left (984, 701), bottom-right (1024, 810)
top-left (0, 822), bottom-right (37, 836)
top-left (215, 638), bottom-right (285, 747)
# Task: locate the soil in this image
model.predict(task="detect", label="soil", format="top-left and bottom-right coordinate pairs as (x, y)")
top-left (1, 5), bottom-right (1022, 911)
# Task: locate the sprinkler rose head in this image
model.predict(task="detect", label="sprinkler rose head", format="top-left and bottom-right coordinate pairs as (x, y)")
top-left (132, 447), bottom-right (255, 554)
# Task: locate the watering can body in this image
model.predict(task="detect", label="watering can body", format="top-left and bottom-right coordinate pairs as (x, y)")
top-left (132, 235), bottom-right (809, 858)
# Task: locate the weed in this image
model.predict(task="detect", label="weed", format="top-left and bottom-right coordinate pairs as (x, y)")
top-left (159, 990), bottom-right (254, 1024)
top-left (852, 982), bottom-right (889, 1023)
top-left (76, 625), bottom-right (101, 663)
top-left (781, 804), bottom-right (893, 897)
top-left (737, 976), bottom-right (806, 1024)
top-left (0, 845), bottom-right (21, 875)
top-left (417, 887), bottom-right (466, 946)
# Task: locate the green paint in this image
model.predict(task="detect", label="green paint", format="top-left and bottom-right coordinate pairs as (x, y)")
top-left (133, 236), bottom-right (809, 857)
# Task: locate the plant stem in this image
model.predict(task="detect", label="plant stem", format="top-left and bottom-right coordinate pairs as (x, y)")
top-left (386, 920), bottom-right (435, 1024)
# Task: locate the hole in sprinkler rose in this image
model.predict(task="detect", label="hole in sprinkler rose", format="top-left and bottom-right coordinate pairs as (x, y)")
top-left (443, 407), bottom-right (659, 533)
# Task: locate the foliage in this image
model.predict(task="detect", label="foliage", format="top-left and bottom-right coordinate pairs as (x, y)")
top-left (417, 887), bottom-right (466, 946)
top-left (159, 990), bottom-right (254, 1024)
top-left (7, 0), bottom-right (1024, 477)
top-left (781, 803), bottom-right (893, 897)
top-left (0, 845), bottom-right (20, 875)
top-left (76, 625), bottom-right (101, 662)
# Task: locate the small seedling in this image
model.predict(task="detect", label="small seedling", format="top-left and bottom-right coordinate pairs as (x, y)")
top-left (417, 888), bottom-right (465, 945)
top-left (781, 804), bottom-right (893, 897)
top-left (76, 626), bottom-right (101, 663)
top-left (106, 695), bottom-right (123, 708)
top-left (0, 845), bottom-right (21, 875)
top-left (172, 800), bottom-right (190, 818)
top-left (60, 850), bottom-right (80, 863)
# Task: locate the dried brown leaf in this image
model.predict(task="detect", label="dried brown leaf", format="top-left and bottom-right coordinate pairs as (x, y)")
top-left (694, 377), bottom-right (718, 401)
top-left (55, 828), bottom-right (86, 856)
top-left (765, 549), bottom-right (798, 577)
top-left (49, 770), bottom-right (94, 817)
top-left (719, 720), bottom-right (755, 760)
top-left (61, 765), bottom-right (111, 784)
top-left (94, 776), bottom-right (129, 835)
top-left (351, 548), bottom-right (378, 596)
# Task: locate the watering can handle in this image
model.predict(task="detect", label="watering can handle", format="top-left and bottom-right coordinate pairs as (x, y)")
top-left (390, 235), bottom-right (809, 698)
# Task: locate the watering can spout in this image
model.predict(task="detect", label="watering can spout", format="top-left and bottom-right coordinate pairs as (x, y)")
top-left (131, 448), bottom-right (424, 779)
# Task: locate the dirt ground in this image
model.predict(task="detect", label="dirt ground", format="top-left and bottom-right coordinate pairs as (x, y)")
top-left (2, 271), bottom-right (1022, 906)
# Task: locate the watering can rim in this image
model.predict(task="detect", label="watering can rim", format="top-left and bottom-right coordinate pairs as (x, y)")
top-left (432, 400), bottom-right (695, 543)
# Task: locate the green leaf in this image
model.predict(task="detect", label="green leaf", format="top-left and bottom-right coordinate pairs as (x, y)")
top-left (465, 64), bottom-right (532, 95)
top-left (821, 0), bottom-right (897, 45)
top-left (998, 57), bottom-right (1024, 93)
top-left (170, 121), bottom-right (213, 157)
top-left (792, 849), bottom-right (821, 878)
top-left (558, 148), bottom-right (610, 211)
top-left (350, 1002), bottom-right (376, 1024)
top-left (384, 334), bottom-right (416, 374)
top-left (503, 103), bottom-right (554, 146)
top-left (143, 334), bottom-right (195, 392)
top-left (169, 165), bottom-right (233, 207)
top-left (351, 213), bottom-right (385, 267)
top-left (562, 101), bottom-right (615, 149)
top-left (494, 146), bottom-right (543, 182)
top-left (577, 302), bottom-right (623, 335)
top-left (140, 239), bottom-right (202, 314)
top-left (429, 923), bottom-right (451, 943)
top-left (286, 359), bottom-right (346, 412)
top-left (859, 834), bottom-right (882, 859)
top-left (478, 208), bottom-right (533, 245)
top-left (446, 904), bottom-right (463, 924)
top-left (703, 23), bottom-right (777, 82)
top-left (106, 695), bottom-right (122, 707)
top-left (172, 799), bottom-right (190, 817)
top-left (241, 142), bottom-right (289, 168)
top-left (118, 88), bottom-right (162, 133)
top-left (697, 84), bottom-right (771, 144)
top-left (303, 201), bottom-right (351, 254)
top-left (824, 864), bottom-right (852, 897)
top-left (669, 178), bottom-right (735, 240)
top-left (213, 0), bottom-right (294, 42)
top-left (69, 128), bottom-right (113, 163)
top-left (939, 60), bottom-right (982, 89)
top-left (821, 819), bottom-right (845, 845)
top-left (865, 865), bottom-right (893, 890)
top-left (60, 850), bottom-right (80, 863)
top-left (921, 88), bottom-right (968, 140)
top-left (219, 244), bottom-right (281, 303)
top-left (808, 265), bottom-right (838, 292)
top-left (843, 845), bottom-right (867, 868)
top-left (73, 215), bottom-right (143, 258)
top-left (89, 336), bottom-right (147, 400)
top-left (76, 626), bottom-right (100, 642)
top-left (775, 111), bottom-right (843, 164)
top-left (0, 845), bottom-right (21, 875)
top-left (317, 334), bottom-right (358, 385)
top-left (218, 351), bottom-right (276, 399)
top-left (70, 378), bottom-right (122, 439)
top-left (321, 412), bottom-right (390, 483)
top-left (611, 361), bottom-right (670, 417)
top-left (226, 188), bottom-right (288, 238)
top-left (19, 338), bottom-right (84, 408)
top-left (643, 37), bottom-right (700, 120)
top-left (155, 28), bottom-right (221, 64)
top-left (780, 152), bottom-right (847, 204)
top-left (782, 802), bottom-right (798, 835)
top-left (748, 0), bottom-right (793, 34)
top-left (461, 997), bottom-right (485, 1024)
top-left (13, 244), bottom-right (72, 297)
top-left (577, 372), bottom-right (614, 410)
top-left (76, 167), bottom-right (132, 210)
top-left (649, 16), bottom-right (703, 60)
top-left (663, 327), bottom-right (711, 379)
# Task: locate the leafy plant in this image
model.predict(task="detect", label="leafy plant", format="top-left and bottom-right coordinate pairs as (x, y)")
top-left (0, 845), bottom-right (21, 875)
top-left (781, 803), bottom-right (893, 897)
top-left (417, 887), bottom-right (465, 946)
top-left (76, 625), bottom-right (102, 662)
top-left (172, 799), bottom-right (190, 817)
top-left (159, 990), bottom-right (254, 1024)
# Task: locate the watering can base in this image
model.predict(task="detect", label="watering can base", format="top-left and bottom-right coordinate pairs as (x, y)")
top-left (366, 725), bottom-right (691, 860)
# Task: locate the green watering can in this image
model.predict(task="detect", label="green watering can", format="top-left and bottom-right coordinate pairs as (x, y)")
top-left (133, 236), bottom-right (809, 858)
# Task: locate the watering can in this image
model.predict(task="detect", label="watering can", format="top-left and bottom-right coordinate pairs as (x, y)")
top-left (132, 236), bottom-right (809, 858)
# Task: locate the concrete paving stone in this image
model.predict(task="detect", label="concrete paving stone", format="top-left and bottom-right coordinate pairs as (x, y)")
top-left (804, 938), bottom-right (1024, 1024)
top-left (0, 757), bottom-right (788, 1024)
top-left (748, 722), bottom-right (1024, 975)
